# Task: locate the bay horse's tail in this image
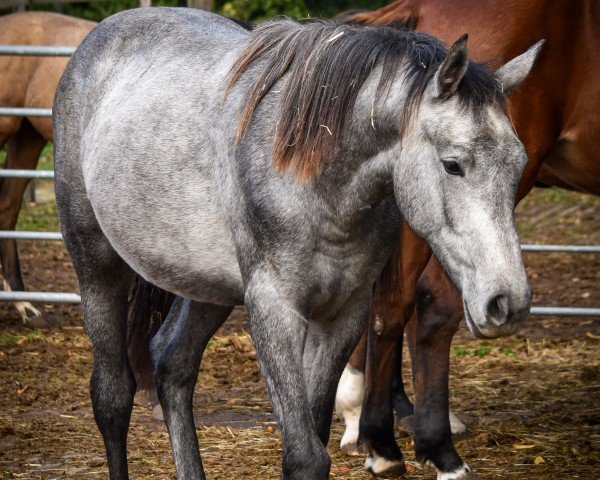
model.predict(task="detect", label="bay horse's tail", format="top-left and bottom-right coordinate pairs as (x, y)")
top-left (337, 0), bottom-right (419, 30)
top-left (127, 275), bottom-right (175, 399)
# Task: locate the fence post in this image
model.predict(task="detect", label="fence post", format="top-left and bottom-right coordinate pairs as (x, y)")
top-left (139, 0), bottom-right (151, 7)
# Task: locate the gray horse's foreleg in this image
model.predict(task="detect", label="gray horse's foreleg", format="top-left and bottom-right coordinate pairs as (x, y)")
top-left (304, 292), bottom-right (372, 446)
top-left (151, 297), bottom-right (232, 480)
top-left (245, 281), bottom-right (330, 480)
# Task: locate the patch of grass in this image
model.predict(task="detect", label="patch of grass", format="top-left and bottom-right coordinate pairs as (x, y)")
top-left (452, 345), bottom-right (492, 358)
top-left (516, 221), bottom-right (534, 236)
top-left (473, 345), bottom-right (491, 357)
top-left (502, 347), bottom-right (517, 357)
top-left (0, 330), bottom-right (47, 345)
top-left (16, 201), bottom-right (59, 231)
top-left (452, 347), bottom-right (470, 357)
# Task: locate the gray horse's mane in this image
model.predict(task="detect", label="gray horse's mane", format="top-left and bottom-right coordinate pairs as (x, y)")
top-left (227, 19), bottom-right (504, 179)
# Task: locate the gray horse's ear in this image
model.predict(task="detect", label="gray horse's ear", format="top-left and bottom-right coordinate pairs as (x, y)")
top-left (496, 40), bottom-right (545, 95)
top-left (434, 34), bottom-right (469, 100)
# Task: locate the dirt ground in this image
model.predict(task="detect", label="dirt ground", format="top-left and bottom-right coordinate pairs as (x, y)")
top-left (0, 185), bottom-right (598, 479)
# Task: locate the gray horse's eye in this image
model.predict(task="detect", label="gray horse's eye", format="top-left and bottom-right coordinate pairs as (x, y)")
top-left (442, 160), bottom-right (464, 176)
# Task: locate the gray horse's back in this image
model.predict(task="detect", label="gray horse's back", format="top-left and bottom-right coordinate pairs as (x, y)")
top-left (54, 8), bottom-right (247, 305)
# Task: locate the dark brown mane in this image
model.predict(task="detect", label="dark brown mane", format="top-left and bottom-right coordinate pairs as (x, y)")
top-left (227, 19), bottom-right (504, 179)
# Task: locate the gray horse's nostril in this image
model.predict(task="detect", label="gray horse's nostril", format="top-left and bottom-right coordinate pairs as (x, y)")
top-left (486, 294), bottom-right (509, 323)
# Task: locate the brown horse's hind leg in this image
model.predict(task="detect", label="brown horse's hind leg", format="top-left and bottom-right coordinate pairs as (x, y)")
top-left (0, 120), bottom-right (46, 322)
top-left (408, 258), bottom-right (472, 479)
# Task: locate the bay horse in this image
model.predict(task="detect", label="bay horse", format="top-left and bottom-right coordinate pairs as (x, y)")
top-left (0, 12), bottom-right (95, 322)
top-left (54, 8), bottom-right (537, 479)
top-left (334, 0), bottom-right (600, 477)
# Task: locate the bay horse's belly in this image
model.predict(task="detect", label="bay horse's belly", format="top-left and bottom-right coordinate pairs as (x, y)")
top-left (83, 154), bottom-right (244, 306)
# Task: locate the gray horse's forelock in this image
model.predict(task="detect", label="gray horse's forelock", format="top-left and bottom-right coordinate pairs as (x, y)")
top-left (226, 18), bottom-right (505, 179)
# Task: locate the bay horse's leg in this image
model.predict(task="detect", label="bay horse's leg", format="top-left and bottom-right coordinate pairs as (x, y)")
top-left (151, 297), bottom-right (232, 480)
top-left (335, 326), bottom-right (367, 455)
top-left (304, 292), bottom-right (371, 448)
top-left (391, 333), bottom-right (414, 421)
top-left (245, 280), bottom-right (330, 480)
top-left (360, 224), bottom-right (431, 477)
top-left (58, 167), bottom-right (134, 480)
top-left (0, 120), bottom-right (46, 322)
top-left (408, 257), bottom-right (471, 480)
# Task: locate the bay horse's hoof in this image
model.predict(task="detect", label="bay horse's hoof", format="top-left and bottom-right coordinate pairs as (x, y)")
top-left (365, 452), bottom-right (407, 478)
top-left (340, 439), bottom-right (362, 456)
top-left (437, 463), bottom-right (474, 480)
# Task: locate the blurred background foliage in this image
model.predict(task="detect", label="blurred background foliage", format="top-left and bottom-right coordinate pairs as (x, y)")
top-left (2, 0), bottom-right (390, 23)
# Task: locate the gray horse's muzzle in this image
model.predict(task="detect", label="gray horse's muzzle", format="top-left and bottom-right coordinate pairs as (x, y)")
top-left (464, 285), bottom-right (532, 339)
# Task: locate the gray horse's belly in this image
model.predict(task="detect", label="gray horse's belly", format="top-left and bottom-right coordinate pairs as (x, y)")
top-left (83, 153), bottom-right (244, 306)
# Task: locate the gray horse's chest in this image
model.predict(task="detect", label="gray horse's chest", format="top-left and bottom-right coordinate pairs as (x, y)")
top-left (246, 202), bottom-right (398, 320)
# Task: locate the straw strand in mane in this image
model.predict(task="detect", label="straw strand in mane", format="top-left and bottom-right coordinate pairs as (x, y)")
top-left (226, 19), bottom-right (505, 179)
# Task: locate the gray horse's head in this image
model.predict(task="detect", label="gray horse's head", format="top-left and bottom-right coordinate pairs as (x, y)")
top-left (394, 37), bottom-right (543, 338)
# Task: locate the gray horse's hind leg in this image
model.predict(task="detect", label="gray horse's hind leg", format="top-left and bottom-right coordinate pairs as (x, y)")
top-left (57, 174), bottom-right (134, 480)
top-left (245, 280), bottom-right (330, 480)
top-left (304, 292), bottom-right (372, 446)
top-left (83, 260), bottom-right (135, 480)
top-left (151, 297), bottom-right (232, 480)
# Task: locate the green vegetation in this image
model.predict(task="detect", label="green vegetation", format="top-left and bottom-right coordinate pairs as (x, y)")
top-left (16, 201), bottom-right (60, 231)
top-left (452, 345), bottom-right (492, 358)
top-left (3, 0), bottom-right (389, 23)
top-left (0, 330), bottom-right (47, 345)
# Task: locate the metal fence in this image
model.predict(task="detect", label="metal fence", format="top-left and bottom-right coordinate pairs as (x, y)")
top-left (0, 44), bottom-right (598, 316)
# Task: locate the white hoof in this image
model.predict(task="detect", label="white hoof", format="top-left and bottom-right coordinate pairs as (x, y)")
top-left (365, 451), bottom-right (406, 477)
top-left (449, 409), bottom-right (467, 435)
top-left (152, 402), bottom-right (164, 422)
top-left (3, 280), bottom-right (43, 323)
top-left (15, 301), bottom-right (42, 323)
top-left (437, 463), bottom-right (472, 480)
top-left (335, 365), bottom-right (364, 455)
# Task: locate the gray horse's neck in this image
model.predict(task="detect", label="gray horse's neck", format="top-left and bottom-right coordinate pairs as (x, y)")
top-left (313, 73), bottom-right (411, 222)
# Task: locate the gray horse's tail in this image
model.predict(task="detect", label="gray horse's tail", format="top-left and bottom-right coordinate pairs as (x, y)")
top-left (127, 275), bottom-right (175, 395)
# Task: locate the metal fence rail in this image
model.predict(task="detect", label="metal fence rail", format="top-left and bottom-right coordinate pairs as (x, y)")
top-left (531, 306), bottom-right (600, 317)
top-left (521, 244), bottom-right (600, 253)
top-left (0, 45), bottom-right (76, 56)
top-left (0, 169), bottom-right (54, 179)
top-left (0, 291), bottom-right (80, 303)
top-left (0, 107), bottom-right (52, 117)
top-left (0, 231), bottom-right (62, 241)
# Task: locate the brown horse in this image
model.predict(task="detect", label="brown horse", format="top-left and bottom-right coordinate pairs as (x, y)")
top-left (335, 0), bottom-right (600, 478)
top-left (0, 12), bottom-right (95, 322)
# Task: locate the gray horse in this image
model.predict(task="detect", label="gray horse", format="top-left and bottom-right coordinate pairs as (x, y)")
top-left (53, 8), bottom-right (540, 480)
